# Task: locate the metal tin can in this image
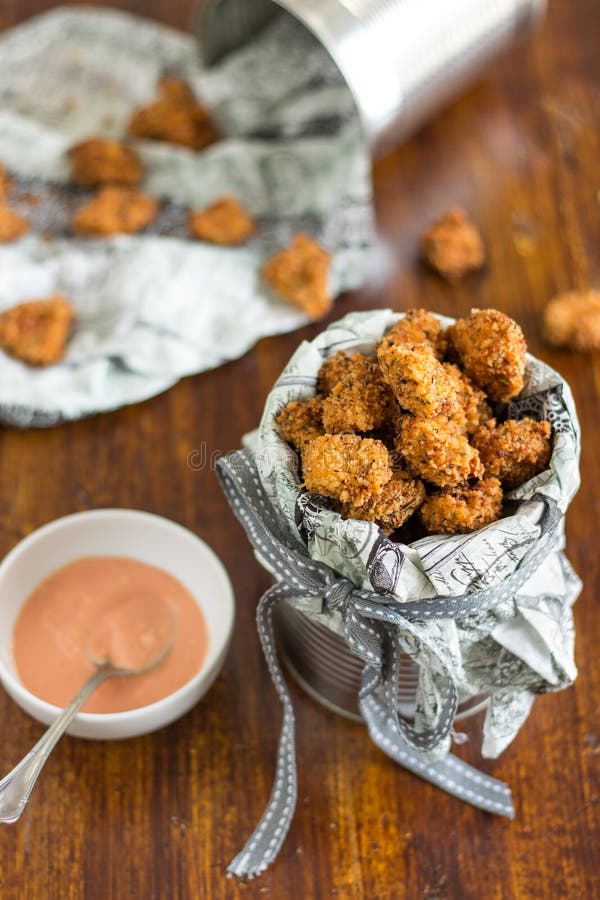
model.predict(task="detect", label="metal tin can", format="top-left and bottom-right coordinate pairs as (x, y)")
top-left (196, 0), bottom-right (546, 155)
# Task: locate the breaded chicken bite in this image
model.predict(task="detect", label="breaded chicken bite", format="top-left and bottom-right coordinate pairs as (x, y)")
top-left (189, 196), bottom-right (255, 246)
top-left (340, 469), bottom-right (425, 534)
top-left (397, 415), bottom-right (484, 487)
top-left (317, 350), bottom-right (353, 395)
top-left (69, 138), bottom-right (143, 187)
top-left (379, 309), bottom-right (447, 359)
top-left (0, 204), bottom-right (29, 242)
top-left (447, 308), bottom-right (526, 402)
top-left (472, 418), bottom-right (552, 490)
top-left (263, 234), bottom-right (332, 321)
top-left (0, 294), bottom-right (74, 366)
top-left (443, 363), bottom-right (493, 436)
top-left (276, 397), bottom-right (324, 451)
top-left (73, 186), bottom-right (158, 236)
top-left (377, 341), bottom-right (461, 419)
top-left (543, 289), bottom-right (600, 352)
top-left (128, 77), bottom-right (219, 151)
top-left (420, 208), bottom-right (485, 281)
top-left (302, 434), bottom-right (392, 507)
top-left (420, 478), bottom-right (503, 534)
top-left (321, 353), bottom-right (394, 433)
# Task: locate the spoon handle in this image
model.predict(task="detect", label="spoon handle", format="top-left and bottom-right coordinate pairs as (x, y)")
top-left (0, 666), bottom-right (115, 823)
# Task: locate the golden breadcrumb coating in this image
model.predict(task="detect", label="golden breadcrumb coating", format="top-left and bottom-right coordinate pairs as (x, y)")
top-left (420, 478), bottom-right (503, 534)
top-left (73, 186), bottom-right (158, 237)
top-left (317, 350), bottom-right (353, 395)
top-left (340, 469), bottom-right (425, 534)
top-left (443, 363), bottom-right (493, 436)
top-left (447, 308), bottom-right (526, 402)
top-left (69, 137), bottom-right (143, 187)
top-left (397, 415), bottom-right (484, 487)
top-left (321, 353), bottom-right (394, 433)
top-left (543, 289), bottom-right (600, 352)
top-left (0, 204), bottom-right (29, 242)
top-left (276, 397), bottom-right (324, 451)
top-left (302, 434), bottom-right (392, 507)
top-left (0, 294), bottom-right (74, 366)
top-left (189, 195), bottom-right (255, 246)
top-left (472, 418), bottom-right (552, 490)
top-left (377, 341), bottom-right (461, 419)
top-left (420, 208), bottom-right (485, 281)
top-left (263, 234), bottom-right (332, 321)
top-left (0, 164), bottom-right (10, 202)
top-left (379, 309), bottom-right (447, 359)
top-left (128, 76), bottom-right (219, 151)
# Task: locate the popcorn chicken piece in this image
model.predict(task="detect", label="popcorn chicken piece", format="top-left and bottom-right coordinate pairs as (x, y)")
top-left (321, 353), bottom-right (394, 434)
top-left (472, 418), bottom-right (552, 490)
top-left (420, 478), bottom-right (503, 534)
top-left (443, 363), bottom-right (493, 436)
top-left (189, 196), bottom-right (255, 246)
top-left (69, 137), bottom-right (143, 188)
top-left (377, 341), bottom-right (462, 419)
top-left (0, 164), bottom-right (10, 202)
top-left (0, 204), bottom-right (29, 242)
top-left (397, 415), bottom-right (484, 487)
top-left (0, 294), bottom-right (74, 366)
top-left (263, 234), bottom-right (332, 320)
top-left (128, 76), bottom-right (219, 151)
top-left (543, 289), bottom-right (600, 352)
top-left (276, 397), bottom-right (324, 451)
top-left (447, 308), bottom-right (527, 402)
top-left (317, 350), bottom-right (353, 395)
top-left (421, 208), bottom-right (485, 281)
top-left (73, 186), bottom-right (157, 237)
top-left (340, 469), bottom-right (425, 534)
top-left (379, 309), bottom-right (447, 359)
top-left (302, 434), bottom-right (392, 507)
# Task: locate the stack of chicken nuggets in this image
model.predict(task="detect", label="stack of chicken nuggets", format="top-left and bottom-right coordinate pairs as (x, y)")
top-left (276, 308), bottom-right (553, 535)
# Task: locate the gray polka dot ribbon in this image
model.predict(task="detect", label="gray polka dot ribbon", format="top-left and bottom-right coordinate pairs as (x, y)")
top-left (217, 449), bottom-right (560, 879)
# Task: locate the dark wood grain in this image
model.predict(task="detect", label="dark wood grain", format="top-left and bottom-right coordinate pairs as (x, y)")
top-left (0, 1), bottom-right (599, 898)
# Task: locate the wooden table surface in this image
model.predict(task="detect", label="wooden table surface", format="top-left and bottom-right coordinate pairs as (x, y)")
top-left (1, 1), bottom-right (599, 897)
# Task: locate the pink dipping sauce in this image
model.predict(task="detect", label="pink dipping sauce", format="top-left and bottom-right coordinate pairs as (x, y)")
top-left (12, 556), bottom-right (209, 713)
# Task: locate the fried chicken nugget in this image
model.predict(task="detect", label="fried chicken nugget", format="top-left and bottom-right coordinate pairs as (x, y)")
top-left (472, 418), bottom-right (552, 490)
top-left (377, 341), bottom-right (462, 419)
top-left (302, 434), bottom-right (392, 507)
top-left (0, 293), bottom-right (74, 366)
top-left (189, 196), bottom-right (255, 246)
top-left (0, 204), bottom-right (29, 242)
top-left (340, 469), bottom-right (425, 534)
top-left (276, 397), bottom-right (324, 451)
top-left (321, 353), bottom-right (394, 434)
top-left (420, 478), bottom-right (503, 534)
top-left (73, 186), bottom-right (158, 237)
top-left (443, 363), bottom-right (492, 436)
top-left (69, 137), bottom-right (143, 188)
top-left (542, 289), bottom-right (600, 352)
top-left (263, 234), bottom-right (332, 321)
top-left (128, 76), bottom-right (219, 151)
top-left (447, 309), bottom-right (526, 402)
top-left (420, 208), bottom-right (485, 281)
top-left (379, 309), bottom-right (447, 359)
top-left (397, 415), bottom-right (484, 487)
top-left (317, 350), bottom-right (353, 395)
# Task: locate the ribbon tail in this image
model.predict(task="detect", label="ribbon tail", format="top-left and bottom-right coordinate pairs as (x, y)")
top-left (360, 693), bottom-right (514, 819)
top-left (227, 584), bottom-right (298, 879)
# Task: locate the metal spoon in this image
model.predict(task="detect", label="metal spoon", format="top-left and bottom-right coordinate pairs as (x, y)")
top-left (0, 604), bottom-right (173, 824)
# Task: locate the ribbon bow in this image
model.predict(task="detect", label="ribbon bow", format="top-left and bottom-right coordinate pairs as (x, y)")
top-left (217, 449), bottom-right (560, 878)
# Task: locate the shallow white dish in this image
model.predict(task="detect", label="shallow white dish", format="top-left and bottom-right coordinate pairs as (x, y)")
top-left (0, 509), bottom-right (235, 740)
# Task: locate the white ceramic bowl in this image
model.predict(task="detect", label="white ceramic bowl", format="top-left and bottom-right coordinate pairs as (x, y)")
top-left (0, 509), bottom-right (235, 740)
